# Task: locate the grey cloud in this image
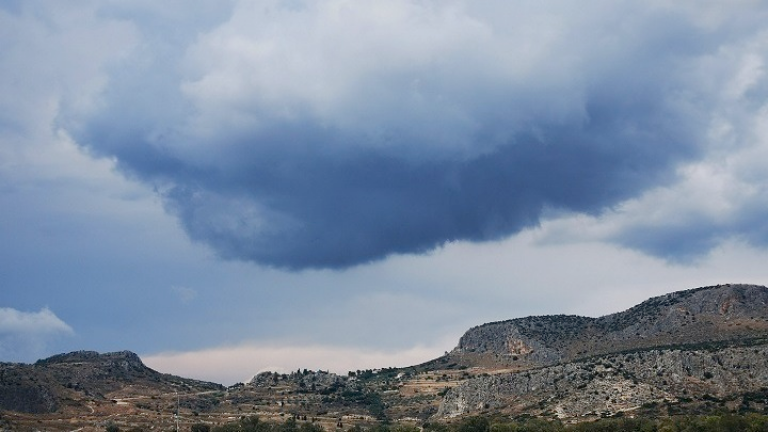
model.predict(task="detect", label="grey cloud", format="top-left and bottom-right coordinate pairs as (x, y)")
top-left (0, 307), bottom-right (73, 335)
top-left (78, 104), bottom-right (698, 269)
top-left (63, 1), bottom-right (768, 269)
top-left (0, 307), bottom-right (74, 362)
top-left (613, 221), bottom-right (725, 264)
top-left (614, 198), bottom-right (768, 264)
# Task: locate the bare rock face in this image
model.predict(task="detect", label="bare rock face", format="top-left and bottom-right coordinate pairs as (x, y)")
top-left (438, 343), bottom-right (768, 419)
top-left (453, 315), bottom-right (594, 368)
top-left (450, 284), bottom-right (768, 369)
top-left (437, 284), bottom-right (768, 420)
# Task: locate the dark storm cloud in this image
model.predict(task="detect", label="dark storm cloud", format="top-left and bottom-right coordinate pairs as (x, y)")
top-left (75, 100), bottom-right (697, 269)
top-left (63, 1), bottom-right (768, 269)
top-left (614, 197), bottom-right (768, 264)
top-left (614, 222), bottom-right (725, 264)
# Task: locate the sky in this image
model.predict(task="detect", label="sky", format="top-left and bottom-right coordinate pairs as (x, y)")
top-left (2, 0), bottom-right (768, 386)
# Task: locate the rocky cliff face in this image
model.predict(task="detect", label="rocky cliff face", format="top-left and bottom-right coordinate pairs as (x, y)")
top-left (437, 284), bottom-right (768, 419)
top-left (451, 284), bottom-right (768, 369)
top-left (438, 342), bottom-right (768, 418)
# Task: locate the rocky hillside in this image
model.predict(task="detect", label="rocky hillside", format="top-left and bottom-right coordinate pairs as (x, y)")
top-left (435, 283), bottom-right (768, 419)
top-left (222, 284), bottom-right (768, 422)
top-left (0, 350), bottom-right (223, 414)
top-left (446, 284), bottom-right (768, 370)
top-left (438, 342), bottom-right (768, 419)
top-left (3, 283), bottom-right (768, 430)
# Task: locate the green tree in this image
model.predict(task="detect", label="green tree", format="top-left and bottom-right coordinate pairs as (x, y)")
top-left (391, 425), bottom-right (420, 432)
top-left (490, 423), bottom-right (519, 432)
top-left (458, 416), bottom-right (490, 432)
top-left (300, 422), bottom-right (324, 432)
top-left (424, 422), bottom-right (450, 432)
top-left (515, 418), bottom-right (562, 432)
top-left (240, 416), bottom-right (264, 432)
top-left (282, 417), bottom-right (298, 432)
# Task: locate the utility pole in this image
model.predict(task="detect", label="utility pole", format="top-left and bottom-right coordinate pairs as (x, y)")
top-left (175, 389), bottom-right (179, 432)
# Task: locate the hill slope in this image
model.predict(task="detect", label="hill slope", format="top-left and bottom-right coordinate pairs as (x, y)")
top-left (2, 283), bottom-right (768, 429)
top-left (228, 284), bottom-right (768, 421)
top-left (446, 283), bottom-right (768, 370)
top-left (0, 350), bottom-right (223, 414)
top-left (435, 283), bottom-right (768, 418)
top-left (439, 342), bottom-right (768, 418)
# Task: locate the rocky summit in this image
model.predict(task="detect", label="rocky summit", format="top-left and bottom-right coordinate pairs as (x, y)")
top-left (437, 283), bottom-right (768, 418)
top-left (2, 284), bottom-right (768, 431)
top-left (448, 283), bottom-right (768, 370)
top-left (0, 350), bottom-right (223, 415)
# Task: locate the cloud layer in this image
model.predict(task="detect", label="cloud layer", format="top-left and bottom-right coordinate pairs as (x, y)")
top-left (3, 1), bottom-right (768, 377)
top-left (0, 307), bottom-right (73, 335)
top-left (0, 307), bottom-right (74, 362)
top-left (55, 1), bottom-right (768, 269)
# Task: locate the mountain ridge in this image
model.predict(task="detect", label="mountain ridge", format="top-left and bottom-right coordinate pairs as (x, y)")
top-left (3, 283), bottom-right (768, 430)
top-left (447, 283), bottom-right (768, 370)
top-left (0, 349), bottom-right (224, 415)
